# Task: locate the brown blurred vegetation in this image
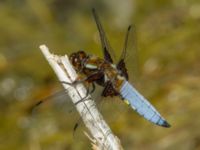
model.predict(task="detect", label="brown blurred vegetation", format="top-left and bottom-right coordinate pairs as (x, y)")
top-left (0, 0), bottom-right (200, 150)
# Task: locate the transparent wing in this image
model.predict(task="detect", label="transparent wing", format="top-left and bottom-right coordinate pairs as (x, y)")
top-left (92, 8), bottom-right (116, 63)
top-left (30, 89), bottom-right (75, 115)
top-left (30, 82), bottom-right (106, 133)
top-left (116, 25), bottom-right (132, 80)
top-left (118, 24), bottom-right (139, 82)
top-left (92, 9), bottom-right (139, 81)
top-left (126, 25), bottom-right (140, 82)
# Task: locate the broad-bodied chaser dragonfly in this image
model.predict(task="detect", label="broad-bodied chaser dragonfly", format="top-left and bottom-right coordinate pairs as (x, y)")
top-left (68, 9), bottom-right (170, 128)
top-left (35, 9), bottom-right (170, 128)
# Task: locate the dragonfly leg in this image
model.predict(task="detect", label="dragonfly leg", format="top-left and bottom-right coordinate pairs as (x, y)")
top-left (60, 72), bottom-right (99, 86)
top-left (89, 82), bottom-right (96, 94)
top-left (73, 82), bottom-right (98, 106)
top-left (73, 82), bottom-right (97, 108)
top-left (60, 71), bottom-right (103, 106)
top-left (60, 79), bottom-right (84, 86)
top-left (74, 95), bottom-right (91, 105)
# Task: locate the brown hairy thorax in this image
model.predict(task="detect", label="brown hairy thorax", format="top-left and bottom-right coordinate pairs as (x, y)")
top-left (69, 50), bottom-right (125, 95)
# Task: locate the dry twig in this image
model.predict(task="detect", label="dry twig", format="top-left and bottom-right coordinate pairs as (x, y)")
top-left (39, 44), bottom-right (123, 150)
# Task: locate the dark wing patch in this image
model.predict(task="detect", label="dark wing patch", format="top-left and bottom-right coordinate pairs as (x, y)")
top-left (117, 59), bottom-right (129, 80)
top-left (103, 47), bottom-right (113, 63)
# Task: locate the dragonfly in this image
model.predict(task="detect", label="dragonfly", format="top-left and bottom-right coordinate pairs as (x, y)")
top-left (67, 9), bottom-right (170, 128)
top-left (34, 9), bottom-right (170, 128)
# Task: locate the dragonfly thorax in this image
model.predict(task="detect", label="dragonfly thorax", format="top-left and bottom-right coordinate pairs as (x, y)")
top-left (70, 51), bottom-right (125, 91)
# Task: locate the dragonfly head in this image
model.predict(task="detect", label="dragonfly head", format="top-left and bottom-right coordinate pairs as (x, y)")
top-left (70, 51), bottom-right (87, 70)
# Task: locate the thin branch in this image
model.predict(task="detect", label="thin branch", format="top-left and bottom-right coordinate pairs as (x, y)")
top-left (39, 44), bottom-right (123, 150)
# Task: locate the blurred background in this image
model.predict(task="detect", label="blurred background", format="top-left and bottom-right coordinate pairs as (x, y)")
top-left (0, 0), bottom-right (200, 150)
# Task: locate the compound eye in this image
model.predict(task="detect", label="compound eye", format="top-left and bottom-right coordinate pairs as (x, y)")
top-left (79, 51), bottom-right (86, 59)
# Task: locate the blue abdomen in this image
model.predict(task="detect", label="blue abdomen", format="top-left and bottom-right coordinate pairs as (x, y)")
top-left (120, 81), bottom-right (170, 127)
